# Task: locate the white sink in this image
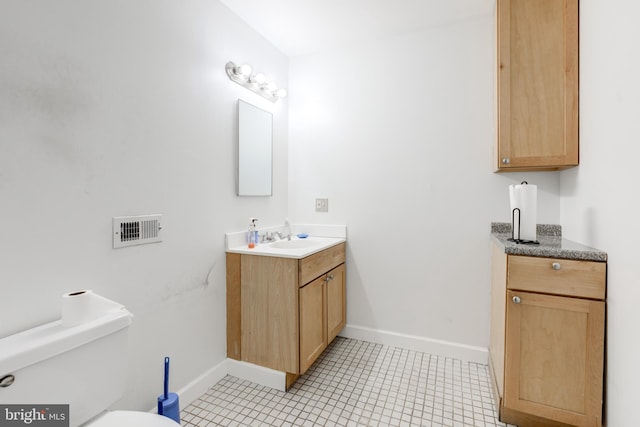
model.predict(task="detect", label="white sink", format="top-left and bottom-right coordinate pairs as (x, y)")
top-left (226, 235), bottom-right (346, 259)
top-left (269, 239), bottom-right (319, 249)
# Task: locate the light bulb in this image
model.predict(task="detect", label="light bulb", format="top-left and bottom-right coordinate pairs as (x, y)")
top-left (252, 73), bottom-right (266, 85)
top-left (266, 81), bottom-right (277, 92)
top-left (237, 64), bottom-right (252, 77)
top-left (276, 88), bottom-right (287, 98)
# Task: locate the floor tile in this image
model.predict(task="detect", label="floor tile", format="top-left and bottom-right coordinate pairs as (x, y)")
top-left (180, 337), bottom-right (516, 427)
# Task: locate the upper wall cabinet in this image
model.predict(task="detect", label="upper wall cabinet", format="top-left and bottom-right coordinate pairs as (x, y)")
top-left (495, 0), bottom-right (579, 172)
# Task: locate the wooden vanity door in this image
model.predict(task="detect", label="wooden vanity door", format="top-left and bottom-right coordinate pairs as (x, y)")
top-left (299, 275), bottom-right (327, 374)
top-left (240, 255), bottom-right (299, 373)
top-left (326, 264), bottom-right (346, 343)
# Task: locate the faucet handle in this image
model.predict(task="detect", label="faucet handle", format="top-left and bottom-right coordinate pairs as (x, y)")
top-left (262, 231), bottom-right (274, 242)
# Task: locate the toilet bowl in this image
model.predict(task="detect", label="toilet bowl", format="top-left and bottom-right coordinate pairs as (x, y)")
top-left (85, 410), bottom-right (180, 426)
top-left (0, 293), bottom-right (179, 427)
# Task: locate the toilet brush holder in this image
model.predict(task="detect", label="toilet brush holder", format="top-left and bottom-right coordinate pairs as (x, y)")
top-left (158, 356), bottom-right (180, 424)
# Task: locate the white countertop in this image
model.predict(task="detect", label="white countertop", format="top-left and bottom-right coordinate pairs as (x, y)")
top-left (226, 236), bottom-right (346, 259)
top-left (225, 223), bottom-right (347, 259)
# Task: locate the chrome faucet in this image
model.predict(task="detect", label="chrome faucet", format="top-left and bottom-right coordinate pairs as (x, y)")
top-left (284, 218), bottom-right (292, 240)
top-left (262, 232), bottom-right (277, 243)
top-left (275, 231), bottom-right (291, 241)
top-left (261, 220), bottom-right (293, 242)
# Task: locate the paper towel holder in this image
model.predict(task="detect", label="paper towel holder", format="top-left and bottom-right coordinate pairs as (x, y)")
top-left (508, 207), bottom-right (540, 245)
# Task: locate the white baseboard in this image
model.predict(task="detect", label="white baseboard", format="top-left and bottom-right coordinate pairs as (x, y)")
top-left (339, 324), bottom-right (489, 365)
top-left (149, 358), bottom-right (229, 413)
top-left (159, 326), bottom-right (488, 412)
top-left (169, 359), bottom-right (285, 410)
top-left (226, 359), bottom-right (286, 391)
top-left (174, 358), bottom-right (229, 410)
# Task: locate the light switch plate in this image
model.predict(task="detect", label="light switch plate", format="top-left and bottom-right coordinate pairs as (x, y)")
top-left (315, 198), bottom-right (328, 213)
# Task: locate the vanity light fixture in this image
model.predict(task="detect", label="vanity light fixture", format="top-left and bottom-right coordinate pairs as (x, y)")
top-left (225, 61), bottom-right (287, 103)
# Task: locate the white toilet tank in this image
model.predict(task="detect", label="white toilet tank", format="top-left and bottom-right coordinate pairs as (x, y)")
top-left (0, 298), bottom-right (134, 427)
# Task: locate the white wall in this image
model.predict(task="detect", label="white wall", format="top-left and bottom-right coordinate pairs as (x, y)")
top-left (560, 1), bottom-right (640, 424)
top-left (8, 0), bottom-right (632, 421)
top-left (0, 0), bottom-right (288, 410)
top-left (289, 15), bottom-right (561, 355)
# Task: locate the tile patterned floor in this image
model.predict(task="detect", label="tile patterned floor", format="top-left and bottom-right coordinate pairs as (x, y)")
top-left (181, 337), bottom-right (516, 427)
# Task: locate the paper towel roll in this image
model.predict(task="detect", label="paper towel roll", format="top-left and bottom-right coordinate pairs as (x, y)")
top-left (509, 183), bottom-right (537, 241)
top-left (61, 290), bottom-right (124, 327)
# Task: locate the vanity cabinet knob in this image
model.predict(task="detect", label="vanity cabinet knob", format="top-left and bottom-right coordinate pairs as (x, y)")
top-left (552, 262), bottom-right (561, 270)
top-left (502, 157), bottom-right (511, 165)
top-left (512, 296), bottom-right (521, 304)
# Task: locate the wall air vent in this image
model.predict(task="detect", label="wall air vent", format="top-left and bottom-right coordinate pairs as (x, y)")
top-left (112, 214), bottom-right (163, 249)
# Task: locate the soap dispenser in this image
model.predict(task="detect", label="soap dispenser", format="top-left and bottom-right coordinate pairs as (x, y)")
top-left (253, 219), bottom-right (259, 246)
top-left (248, 218), bottom-right (258, 248)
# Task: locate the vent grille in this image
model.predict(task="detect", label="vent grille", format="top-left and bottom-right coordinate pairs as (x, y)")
top-left (113, 214), bottom-right (162, 248)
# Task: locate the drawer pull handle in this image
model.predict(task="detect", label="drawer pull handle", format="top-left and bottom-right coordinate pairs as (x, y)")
top-left (513, 296), bottom-right (521, 304)
top-left (552, 262), bottom-right (561, 270)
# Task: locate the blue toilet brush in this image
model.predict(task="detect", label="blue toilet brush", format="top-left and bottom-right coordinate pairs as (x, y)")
top-left (157, 356), bottom-right (180, 424)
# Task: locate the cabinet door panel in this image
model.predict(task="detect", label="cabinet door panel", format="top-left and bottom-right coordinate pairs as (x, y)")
top-left (504, 291), bottom-right (604, 426)
top-left (327, 264), bottom-right (346, 344)
top-left (490, 243), bottom-right (508, 399)
top-left (227, 253), bottom-right (242, 360)
top-left (496, 0), bottom-right (578, 171)
top-left (241, 255), bottom-right (299, 373)
top-left (299, 276), bottom-right (327, 374)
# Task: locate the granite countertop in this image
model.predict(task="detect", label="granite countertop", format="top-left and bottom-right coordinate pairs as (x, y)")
top-left (491, 222), bottom-right (607, 262)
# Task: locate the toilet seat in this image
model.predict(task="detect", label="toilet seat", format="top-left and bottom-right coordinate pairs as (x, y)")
top-left (84, 410), bottom-right (180, 426)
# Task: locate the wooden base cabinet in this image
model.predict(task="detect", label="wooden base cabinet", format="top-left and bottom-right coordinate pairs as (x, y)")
top-left (490, 243), bottom-right (606, 426)
top-left (227, 243), bottom-right (346, 386)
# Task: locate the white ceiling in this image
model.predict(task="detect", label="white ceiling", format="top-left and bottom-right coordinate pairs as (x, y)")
top-left (219, 0), bottom-right (496, 57)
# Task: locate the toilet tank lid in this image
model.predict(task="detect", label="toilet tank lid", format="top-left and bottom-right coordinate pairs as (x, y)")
top-left (0, 308), bottom-right (132, 376)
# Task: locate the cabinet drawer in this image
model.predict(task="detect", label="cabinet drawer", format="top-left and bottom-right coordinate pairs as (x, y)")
top-left (299, 243), bottom-right (346, 286)
top-left (507, 255), bottom-right (606, 300)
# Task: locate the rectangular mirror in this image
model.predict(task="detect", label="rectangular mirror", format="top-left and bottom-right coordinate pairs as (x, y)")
top-left (237, 99), bottom-right (273, 196)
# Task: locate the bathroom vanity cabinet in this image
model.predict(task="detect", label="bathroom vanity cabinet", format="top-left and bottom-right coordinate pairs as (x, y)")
top-left (495, 0), bottom-right (579, 171)
top-left (226, 242), bottom-right (346, 388)
top-left (490, 242), bottom-right (607, 427)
